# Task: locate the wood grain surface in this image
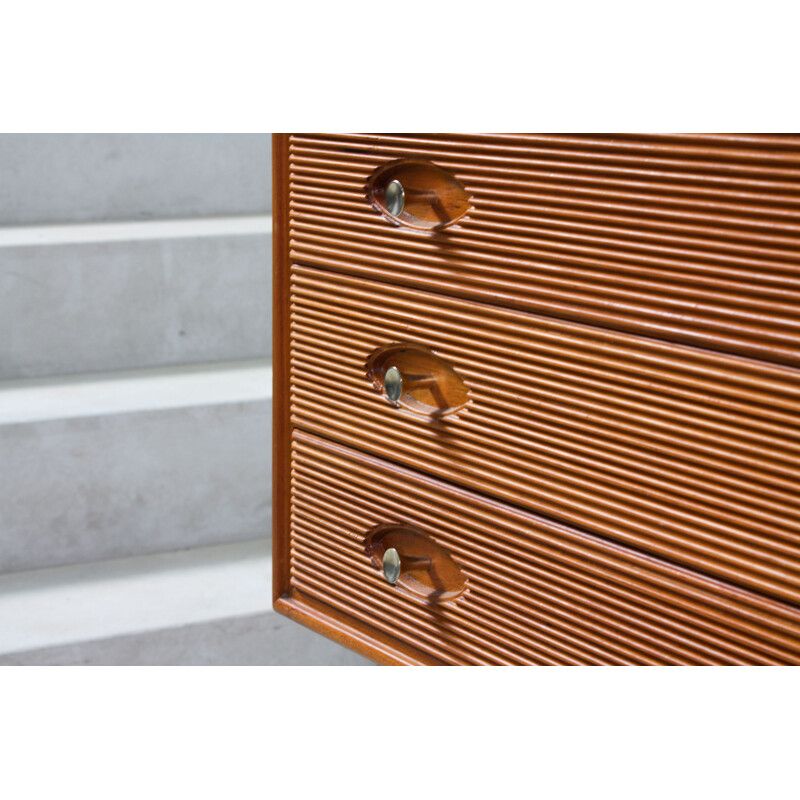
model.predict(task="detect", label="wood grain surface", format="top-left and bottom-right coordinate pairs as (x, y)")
top-left (289, 265), bottom-right (800, 604)
top-left (287, 431), bottom-right (800, 665)
top-left (288, 133), bottom-right (800, 367)
top-left (273, 133), bottom-right (800, 665)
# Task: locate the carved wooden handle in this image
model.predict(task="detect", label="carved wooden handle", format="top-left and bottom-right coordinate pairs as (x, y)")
top-left (366, 523), bottom-right (467, 602)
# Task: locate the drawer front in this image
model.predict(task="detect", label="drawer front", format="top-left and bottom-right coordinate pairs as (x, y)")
top-left (289, 265), bottom-right (800, 604)
top-left (288, 133), bottom-right (800, 368)
top-left (281, 431), bottom-right (800, 665)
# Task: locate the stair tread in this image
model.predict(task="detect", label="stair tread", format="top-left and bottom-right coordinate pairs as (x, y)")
top-left (0, 215), bottom-right (271, 248)
top-left (0, 360), bottom-right (272, 425)
top-left (0, 540), bottom-right (272, 656)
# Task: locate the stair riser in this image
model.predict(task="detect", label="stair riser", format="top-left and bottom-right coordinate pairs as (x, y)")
top-left (1, 399), bottom-right (271, 573)
top-left (0, 133), bottom-right (270, 225)
top-left (0, 232), bottom-right (271, 380)
top-left (0, 613), bottom-right (371, 666)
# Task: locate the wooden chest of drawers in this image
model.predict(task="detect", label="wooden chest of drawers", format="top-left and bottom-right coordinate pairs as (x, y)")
top-left (272, 133), bottom-right (800, 665)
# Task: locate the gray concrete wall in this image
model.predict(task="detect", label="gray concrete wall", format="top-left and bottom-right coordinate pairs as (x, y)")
top-left (0, 134), bottom-right (366, 665)
top-left (0, 133), bottom-right (271, 225)
top-left (0, 222), bottom-right (271, 380)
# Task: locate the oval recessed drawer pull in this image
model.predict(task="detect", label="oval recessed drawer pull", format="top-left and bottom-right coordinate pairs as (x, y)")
top-left (366, 523), bottom-right (467, 602)
top-left (366, 343), bottom-right (470, 418)
top-left (367, 159), bottom-right (471, 230)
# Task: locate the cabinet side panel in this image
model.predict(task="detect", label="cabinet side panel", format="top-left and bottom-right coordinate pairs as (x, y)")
top-left (273, 134), bottom-right (292, 602)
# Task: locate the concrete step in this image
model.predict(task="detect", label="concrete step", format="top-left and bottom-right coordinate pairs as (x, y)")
top-left (0, 216), bottom-right (271, 380)
top-left (0, 360), bottom-right (272, 574)
top-left (0, 134), bottom-right (271, 225)
top-left (0, 540), bottom-right (370, 665)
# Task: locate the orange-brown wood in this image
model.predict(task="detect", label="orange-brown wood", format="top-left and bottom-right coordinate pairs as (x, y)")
top-left (272, 134), bottom-right (292, 603)
top-left (288, 432), bottom-right (800, 665)
top-left (288, 134), bottom-right (800, 367)
top-left (289, 265), bottom-right (800, 605)
top-left (365, 342), bottom-right (470, 417)
top-left (364, 522), bottom-right (468, 601)
top-left (366, 159), bottom-right (472, 230)
top-left (273, 133), bottom-right (800, 665)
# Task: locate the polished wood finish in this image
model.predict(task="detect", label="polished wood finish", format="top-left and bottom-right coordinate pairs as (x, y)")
top-left (365, 342), bottom-right (470, 417)
top-left (366, 158), bottom-right (472, 230)
top-left (272, 133), bottom-right (292, 603)
top-left (364, 522), bottom-right (468, 601)
top-left (289, 432), bottom-right (800, 665)
top-left (288, 133), bottom-right (800, 367)
top-left (273, 133), bottom-right (800, 665)
top-left (290, 266), bottom-right (800, 604)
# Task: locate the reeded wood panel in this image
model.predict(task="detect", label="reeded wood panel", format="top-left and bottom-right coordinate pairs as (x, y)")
top-left (289, 265), bottom-right (800, 604)
top-left (288, 133), bottom-right (800, 367)
top-left (285, 431), bottom-right (800, 666)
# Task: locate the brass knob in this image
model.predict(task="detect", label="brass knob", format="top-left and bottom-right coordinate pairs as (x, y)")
top-left (385, 180), bottom-right (405, 216)
top-left (383, 548), bottom-right (401, 584)
top-left (382, 547), bottom-right (433, 586)
top-left (384, 365), bottom-right (403, 405)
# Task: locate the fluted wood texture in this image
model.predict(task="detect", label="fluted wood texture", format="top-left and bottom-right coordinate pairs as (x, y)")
top-left (288, 133), bottom-right (800, 367)
top-left (290, 266), bottom-right (800, 605)
top-left (275, 133), bottom-right (800, 665)
top-left (289, 432), bottom-right (800, 665)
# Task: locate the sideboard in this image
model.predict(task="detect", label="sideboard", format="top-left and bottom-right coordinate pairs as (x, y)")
top-left (272, 133), bottom-right (800, 665)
